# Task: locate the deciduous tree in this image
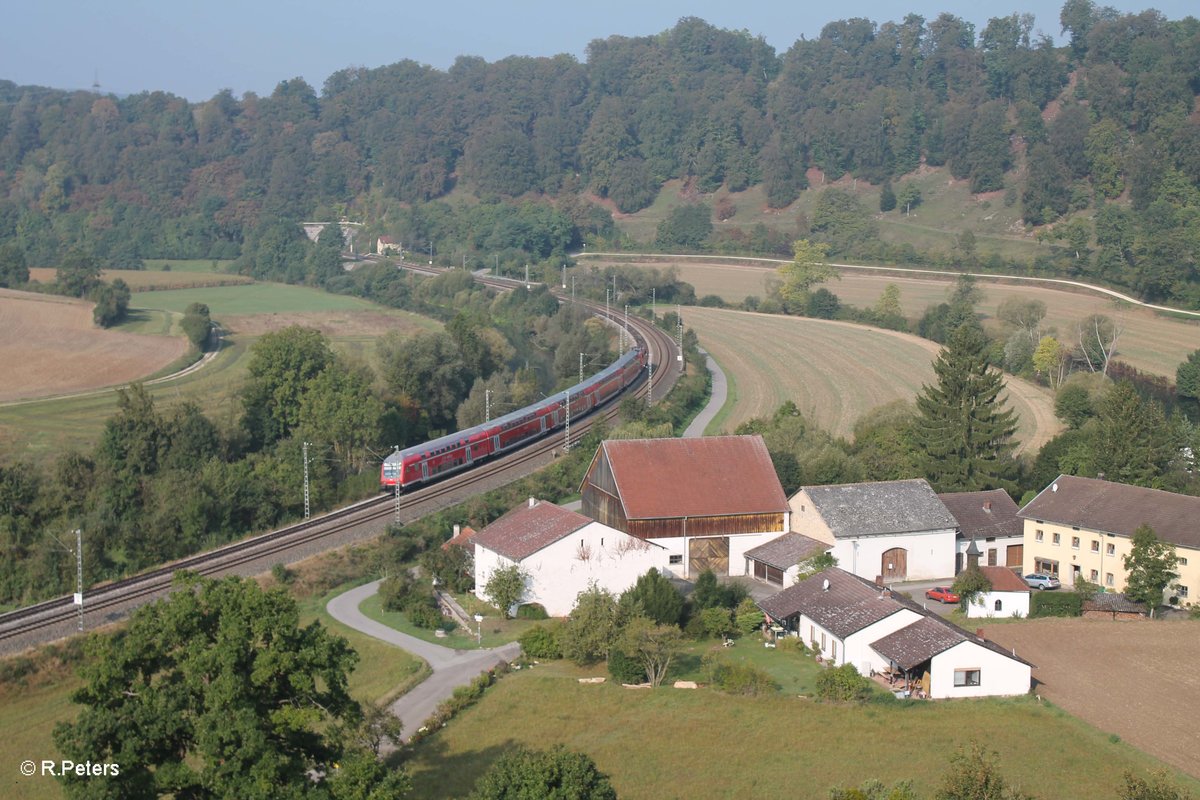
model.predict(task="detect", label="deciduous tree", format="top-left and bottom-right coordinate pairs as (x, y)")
top-left (619, 616), bottom-right (683, 687)
top-left (777, 239), bottom-right (835, 308)
top-left (469, 746), bottom-right (616, 800)
top-left (484, 563), bottom-right (529, 618)
top-left (1122, 524), bottom-right (1179, 615)
top-left (560, 584), bottom-right (622, 665)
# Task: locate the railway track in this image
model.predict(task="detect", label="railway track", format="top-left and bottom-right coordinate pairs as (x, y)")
top-left (0, 280), bottom-right (681, 654)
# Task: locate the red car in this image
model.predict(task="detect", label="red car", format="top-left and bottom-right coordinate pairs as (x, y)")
top-left (925, 586), bottom-right (960, 604)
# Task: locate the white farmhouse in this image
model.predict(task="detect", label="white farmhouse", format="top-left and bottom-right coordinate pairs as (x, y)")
top-left (759, 568), bottom-right (1033, 699)
top-left (473, 497), bottom-right (669, 617)
top-left (790, 479), bottom-right (957, 582)
top-left (965, 565), bottom-right (1031, 619)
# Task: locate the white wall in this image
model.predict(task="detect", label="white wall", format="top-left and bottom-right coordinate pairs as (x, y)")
top-left (827, 529), bottom-right (956, 582)
top-left (956, 535), bottom-right (1023, 568)
top-left (649, 529), bottom-right (786, 578)
top-left (477, 522), bottom-right (670, 617)
top-left (797, 614), bottom-right (841, 662)
top-left (966, 590), bottom-right (1030, 619)
top-left (929, 640), bottom-right (1031, 699)
top-left (843, 609), bottom-right (925, 675)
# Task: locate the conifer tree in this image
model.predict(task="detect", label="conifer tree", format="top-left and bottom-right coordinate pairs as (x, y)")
top-left (915, 325), bottom-right (1017, 491)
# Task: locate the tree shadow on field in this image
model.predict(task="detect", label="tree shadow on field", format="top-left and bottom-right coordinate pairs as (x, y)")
top-left (391, 737), bottom-right (517, 798)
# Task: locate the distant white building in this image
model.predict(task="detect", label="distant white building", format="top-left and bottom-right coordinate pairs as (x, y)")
top-left (377, 235), bottom-right (401, 256)
top-left (965, 566), bottom-right (1031, 619)
top-left (789, 479), bottom-right (958, 583)
top-left (473, 497), bottom-right (669, 617)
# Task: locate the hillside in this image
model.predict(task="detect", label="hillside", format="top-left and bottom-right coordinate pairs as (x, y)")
top-left (0, 9), bottom-right (1197, 305)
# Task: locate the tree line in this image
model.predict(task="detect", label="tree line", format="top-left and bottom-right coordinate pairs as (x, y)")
top-left (0, 6), bottom-right (1197, 302)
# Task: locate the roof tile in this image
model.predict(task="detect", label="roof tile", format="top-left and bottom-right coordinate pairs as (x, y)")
top-left (473, 501), bottom-right (591, 561)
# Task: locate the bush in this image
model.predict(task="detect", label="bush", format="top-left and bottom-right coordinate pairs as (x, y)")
top-left (379, 573), bottom-right (425, 613)
top-left (518, 623), bottom-right (562, 659)
top-left (702, 651), bottom-right (777, 695)
top-left (607, 648), bottom-right (647, 684)
top-left (815, 663), bottom-right (872, 703)
top-left (1030, 591), bottom-right (1083, 618)
top-left (689, 606), bottom-right (735, 639)
top-left (407, 598), bottom-right (446, 629)
top-left (516, 603), bottom-right (548, 620)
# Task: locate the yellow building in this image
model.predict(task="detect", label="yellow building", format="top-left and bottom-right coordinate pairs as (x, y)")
top-left (1018, 475), bottom-right (1200, 607)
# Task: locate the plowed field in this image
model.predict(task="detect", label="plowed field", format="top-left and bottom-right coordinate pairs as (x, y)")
top-left (685, 306), bottom-right (1060, 452)
top-left (0, 290), bottom-right (187, 402)
top-left (982, 617), bottom-right (1200, 780)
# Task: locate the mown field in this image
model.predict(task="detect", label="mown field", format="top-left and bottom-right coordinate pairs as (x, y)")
top-left (602, 258), bottom-right (1200, 379)
top-left (0, 282), bottom-right (439, 465)
top-left (404, 666), bottom-right (1200, 800)
top-left (0, 290), bottom-right (188, 404)
top-left (28, 267), bottom-right (252, 291)
top-left (683, 307), bottom-right (1059, 452)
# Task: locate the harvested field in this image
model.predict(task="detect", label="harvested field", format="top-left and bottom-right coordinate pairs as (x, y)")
top-left (28, 267), bottom-right (252, 291)
top-left (684, 306), bottom-right (1060, 452)
top-left (220, 310), bottom-right (437, 339)
top-left (982, 617), bottom-right (1200, 781)
top-left (0, 290), bottom-right (188, 403)
top-left (601, 259), bottom-right (1200, 379)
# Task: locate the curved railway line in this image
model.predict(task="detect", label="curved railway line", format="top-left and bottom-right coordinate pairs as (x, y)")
top-left (0, 270), bottom-right (682, 655)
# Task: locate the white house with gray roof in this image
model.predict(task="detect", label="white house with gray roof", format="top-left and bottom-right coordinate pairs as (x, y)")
top-left (789, 479), bottom-right (957, 582)
top-left (758, 568), bottom-right (1033, 698)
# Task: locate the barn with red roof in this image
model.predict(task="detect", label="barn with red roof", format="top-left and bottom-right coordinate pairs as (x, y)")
top-left (578, 435), bottom-right (790, 577)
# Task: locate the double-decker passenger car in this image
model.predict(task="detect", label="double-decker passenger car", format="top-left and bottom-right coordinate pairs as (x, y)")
top-left (381, 346), bottom-right (646, 491)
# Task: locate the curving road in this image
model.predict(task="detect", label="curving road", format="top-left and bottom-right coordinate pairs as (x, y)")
top-left (578, 252), bottom-right (1200, 319)
top-left (327, 581), bottom-right (520, 742)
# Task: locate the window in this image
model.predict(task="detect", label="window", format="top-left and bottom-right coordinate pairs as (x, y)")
top-left (832, 640), bottom-right (838, 661)
top-left (1035, 530), bottom-right (1044, 543)
top-left (668, 554), bottom-right (682, 565)
top-left (1091, 540), bottom-right (1100, 552)
top-left (1106, 543), bottom-right (1115, 556)
top-left (1180, 557), bottom-right (1189, 567)
top-left (994, 599), bottom-right (1003, 611)
top-left (1089, 569), bottom-right (1099, 582)
top-left (1178, 585), bottom-right (1189, 598)
top-left (1105, 573), bottom-right (1114, 587)
top-left (810, 625), bottom-right (816, 647)
top-left (1035, 558), bottom-right (1059, 575)
top-left (954, 669), bottom-right (981, 687)
top-left (1071, 536), bottom-right (1080, 549)
top-left (1052, 533), bottom-right (1061, 545)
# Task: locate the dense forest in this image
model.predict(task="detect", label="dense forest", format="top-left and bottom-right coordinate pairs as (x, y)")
top-left (0, 4), bottom-right (1198, 302)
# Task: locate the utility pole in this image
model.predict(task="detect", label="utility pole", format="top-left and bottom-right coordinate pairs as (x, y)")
top-left (646, 358), bottom-right (653, 409)
top-left (485, 388), bottom-right (491, 422)
top-left (606, 288), bottom-right (610, 321)
top-left (302, 441), bottom-right (311, 520)
top-left (525, 264), bottom-right (530, 289)
top-left (394, 479), bottom-right (402, 526)
top-left (677, 304), bottom-right (684, 371)
top-left (652, 287), bottom-right (656, 320)
top-left (429, 241), bottom-right (433, 265)
top-left (579, 352), bottom-right (584, 385)
top-left (571, 275), bottom-right (575, 303)
top-left (73, 528), bottom-right (83, 631)
top-left (622, 304), bottom-right (628, 356)
top-left (562, 264), bottom-right (567, 289)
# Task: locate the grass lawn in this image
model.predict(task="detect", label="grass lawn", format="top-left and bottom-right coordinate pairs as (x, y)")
top-left (2, 677), bottom-right (81, 800)
top-left (130, 283), bottom-right (375, 316)
top-left (299, 587), bottom-right (430, 705)
top-left (403, 668), bottom-right (1200, 800)
top-left (357, 592), bottom-right (540, 650)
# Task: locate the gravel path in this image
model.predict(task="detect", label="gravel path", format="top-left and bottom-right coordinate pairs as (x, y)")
top-left (326, 581), bottom-right (520, 741)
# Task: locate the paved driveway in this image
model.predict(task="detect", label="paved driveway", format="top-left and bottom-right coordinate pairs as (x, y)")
top-left (327, 581), bottom-right (520, 741)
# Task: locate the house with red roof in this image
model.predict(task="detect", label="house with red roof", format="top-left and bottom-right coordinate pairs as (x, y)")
top-left (965, 565), bottom-right (1031, 619)
top-left (579, 435), bottom-right (790, 578)
top-left (473, 497), bottom-right (669, 617)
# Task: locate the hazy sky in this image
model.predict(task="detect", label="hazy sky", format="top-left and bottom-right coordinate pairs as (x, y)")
top-left (1, 1), bottom-right (1194, 101)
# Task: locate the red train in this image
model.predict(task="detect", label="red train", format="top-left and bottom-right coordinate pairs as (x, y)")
top-left (381, 346), bottom-right (647, 490)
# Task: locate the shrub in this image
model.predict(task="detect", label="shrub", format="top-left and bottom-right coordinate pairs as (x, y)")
top-left (518, 623), bottom-right (562, 659)
top-left (815, 663), bottom-right (872, 703)
top-left (734, 597), bottom-right (764, 634)
top-left (607, 648), bottom-right (647, 684)
top-left (690, 606), bottom-right (735, 639)
top-left (702, 651), bottom-right (777, 695)
top-left (1030, 591), bottom-right (1083, 618)
top-left (407, 599), bottom-right (445, 629)
top-left (516, 603), bottom-right (548, 620)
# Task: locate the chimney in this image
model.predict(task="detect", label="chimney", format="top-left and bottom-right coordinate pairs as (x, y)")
top-left (983, 500), bottom-right (992, 511)
top-left (528, 496), bottom-right (536, 508)
top-left (452, 524), bottom-right (460, 539)
top-left (874, 575), bottom-right (884, 589)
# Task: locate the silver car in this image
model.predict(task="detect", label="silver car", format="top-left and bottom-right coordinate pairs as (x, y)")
top-left (1024, 573), bottom-right (1061, 590)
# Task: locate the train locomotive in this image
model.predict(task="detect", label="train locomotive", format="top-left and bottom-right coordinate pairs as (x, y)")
top-left (380, 345), bottom-right (647, 491)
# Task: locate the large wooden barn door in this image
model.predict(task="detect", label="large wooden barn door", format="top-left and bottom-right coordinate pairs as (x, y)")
top-left (1006, 544), bottom-right (1023, 568)
top-left (689, 537), bottom-right (730, 576)
top-left (881, 548), bottom-right (907, 581)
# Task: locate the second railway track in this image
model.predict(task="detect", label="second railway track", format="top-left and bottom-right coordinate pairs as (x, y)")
top-left (0, 280), bottom-right (682, 654)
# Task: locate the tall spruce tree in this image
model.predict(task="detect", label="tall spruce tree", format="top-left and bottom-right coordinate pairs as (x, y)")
top-left (915, 324), bottom-right (1018, 491)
